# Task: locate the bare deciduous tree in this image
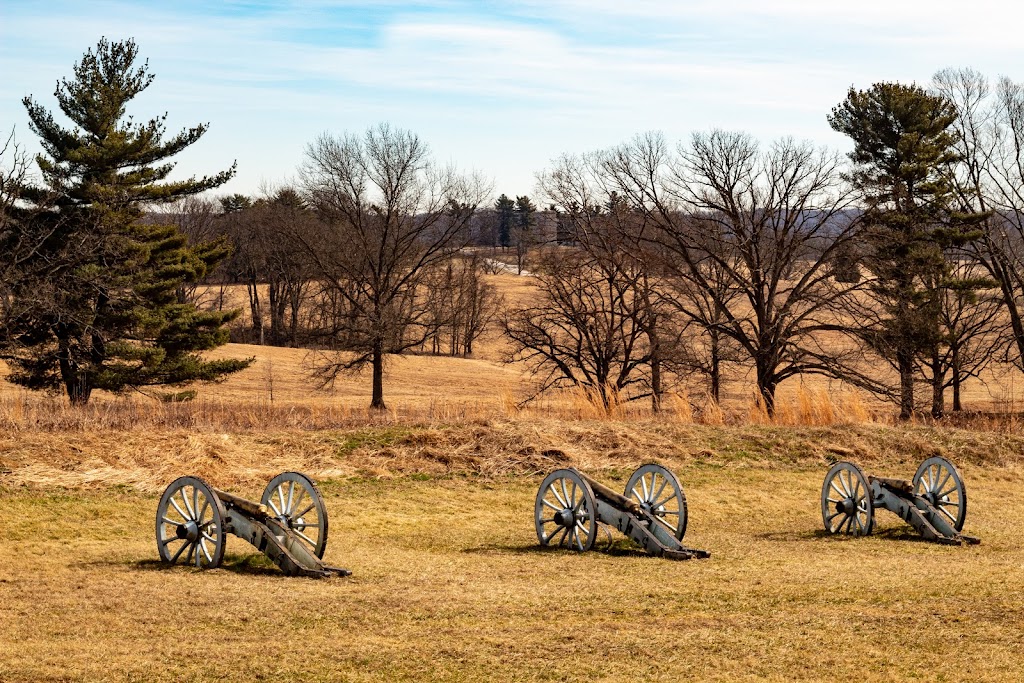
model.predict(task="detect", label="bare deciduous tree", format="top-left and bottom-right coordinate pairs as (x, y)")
top-left (662, 256), bottom-right (746, 403)
top-left (218, 197), bottom-right (267, 344)
top-left (539, 161), bottom-right (672, 410)
top-left (923, 258), bottom-right (1005, 412)
top-left (421, 252), bottom-right (500, 356)
top-left (598, 131), bottom-right (863, 414)
top-left (502, 243), bottom-right (656, 410)
top-left (299, 124), bottom-right (489, 409)
top-left (936, 68), bottom-right (1024, 381)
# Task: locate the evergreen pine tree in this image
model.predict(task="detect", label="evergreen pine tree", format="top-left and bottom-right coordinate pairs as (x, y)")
top-left (829, 82), bottom-right (988, 419)
top-left (512, 195), bottom-right (537, 274)
top-left (494, 194), bottom-right (515, 249)
top-left (5, 37), bottom-right (250, 404)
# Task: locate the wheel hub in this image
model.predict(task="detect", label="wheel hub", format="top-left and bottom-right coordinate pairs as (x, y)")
top-left (835, 498), bottom-right (856, 515)
top-left (175, 520), bottom-right (199, 542)
top-left (640, 501), bottom-right (666, 517)
top-left (554, 508), bottom-right (575, 527)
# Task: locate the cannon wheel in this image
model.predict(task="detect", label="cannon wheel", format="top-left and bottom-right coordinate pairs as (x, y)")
top-left (262, 472), bottom-right (329, 559)
top-left (624, 463), bottom-right (688, 540)
top-left (535, 469), bottom-right (597, 552)
top-left (156, 476), bottom-right (226, 568)
top-left (821, 461), bottom-right (874, 536)
top-left (913, 456), bottom-right (967, 532)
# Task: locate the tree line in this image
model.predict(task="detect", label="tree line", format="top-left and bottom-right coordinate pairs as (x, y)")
top-left (3, 40), bottom-right (1024, 419)
top-left (515, 72), bottom-right (1024, 420)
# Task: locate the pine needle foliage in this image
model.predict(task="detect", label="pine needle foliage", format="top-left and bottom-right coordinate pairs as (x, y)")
top-left (3, 38), bottom-right (250, 404)
top-left (829, 82), bottom-right (990, 419)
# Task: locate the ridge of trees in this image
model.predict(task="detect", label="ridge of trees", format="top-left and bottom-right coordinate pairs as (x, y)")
top-left (4, 42), bottom-right (1024, 418)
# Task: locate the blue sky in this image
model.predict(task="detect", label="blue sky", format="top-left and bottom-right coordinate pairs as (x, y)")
top-left (2, 1), bottom-right (1022, 201)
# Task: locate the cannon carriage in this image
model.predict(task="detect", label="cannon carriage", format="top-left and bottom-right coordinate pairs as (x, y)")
top-left (156, 471), bottom-right (350, 578)
top-left (821, 456), bottom-right (979, 545)
top-left (535, 463), bottom-right (710, 560)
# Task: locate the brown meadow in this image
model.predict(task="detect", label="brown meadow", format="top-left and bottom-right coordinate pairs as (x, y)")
top-left (3, 273), bottom-right (1024, 681)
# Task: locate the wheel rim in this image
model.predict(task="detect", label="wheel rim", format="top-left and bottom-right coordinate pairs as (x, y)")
top-left (624, 463), bottom-right (688, 540)
top-left (913, 456), bottom-right (967, 532)
top-left (535, 469), bottom-right (597, 552)
top-left (261, 472), bottom-right (329, 558)
top-left (156, 476), bottom-right (225, 568)
top-left (821, 461), bottom-right (873, 536)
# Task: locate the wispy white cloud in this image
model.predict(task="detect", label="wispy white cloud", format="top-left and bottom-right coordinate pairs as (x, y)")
top-left (1, 0), bottom-right (1022, 198)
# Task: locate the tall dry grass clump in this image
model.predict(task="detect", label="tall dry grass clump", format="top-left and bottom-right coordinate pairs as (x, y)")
top-left (748, 386), bottom-right (876, 427)
top-left (7, 382), bottom-right (1024, 435)
top-left (665, 389), bottom-right (694, 423)
top-left (0, 393), bottom-right (509, 433)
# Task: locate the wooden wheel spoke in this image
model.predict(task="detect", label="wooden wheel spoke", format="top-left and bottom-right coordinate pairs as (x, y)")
top-left (822, 462), bottom-right (873, 536)
top-left (157, 477), bottom-right (225, 569)
top-left (913, 457), bottom-right (967, 532)
top-left (293, 503), bottom-right (316, 519)
top-left (549, 485), bottom-right (568, 508)
top-left (170, 537), bottom-right (189, 565)
top-left (180, 488), bottom-right (195, 519)
top-left (625, 464), bottom-right (687, 541)
top-left (261, 472), bottom-right (329, 559)
top-left (169, 497), bottom-right (189, 521)
top-left (536, 470), bottom-right (597, 552)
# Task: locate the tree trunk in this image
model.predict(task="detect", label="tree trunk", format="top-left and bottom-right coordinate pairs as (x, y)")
top-left (931, 361), bottom-right (945, 419)
top-left (65, 375), bottom-right (92, 405)
top-left (760, 383), bottom-right (777, 417)
top-left (951, 345), bottom-right (962, 412)
top-left (58, 351), bottom-right (91, 406)
top-left (289, 290), bottom-right (301, 347)
top-left (247, 276), bottom-right (263, 345)
top-left (756, 355), bottom-right (777, 417)
top-left (370, 340), bottom-right (386, 410)
top-left (898, 351), bottom-right (914, 420)
top-left (648, 313), bottom-right (661, 413)
top-left (650, 353), bottom-right (662, 413)
top-left (268, 280), bottom-right (283, 345)
top-left (710, 333), bottom-right (721, 403)
top-left (985, 249), bottom-right (1024, 374)
top-left (927, 339), bottom-right (946, 418)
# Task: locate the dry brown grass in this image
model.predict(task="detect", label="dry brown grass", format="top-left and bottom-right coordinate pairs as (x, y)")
top-left (2, 270), bottom-right (1024, 426)
top-left (4, 273), bottom-right (1024, 680)
top-left (4, 370), bottom-right (1024, 681)
top-left (4, 409), bottom-right (1024, 492)
top-left (2, 446), bottom-right (1024, 681)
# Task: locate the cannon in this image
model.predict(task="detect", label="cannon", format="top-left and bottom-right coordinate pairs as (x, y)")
top-left (534, 464), bottom-right (710, 560)
top-left (156, 471), bottom-right (350, 578)
top-left (821, 456), bottom-right (979, 545)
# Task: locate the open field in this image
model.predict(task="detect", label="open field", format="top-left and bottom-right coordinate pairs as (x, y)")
top-left (3, 271), bottom-right (1024, 681)
top-left (3, 422), bottom-right (1024, 681)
